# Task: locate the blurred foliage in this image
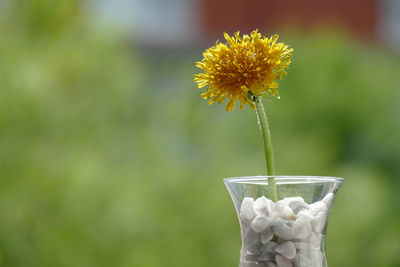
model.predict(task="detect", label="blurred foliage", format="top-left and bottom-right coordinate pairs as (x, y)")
top-left (0, 1), bottom-right (400, 267)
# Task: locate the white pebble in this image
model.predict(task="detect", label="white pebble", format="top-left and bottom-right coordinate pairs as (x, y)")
top-left (311, 211), bottom-right (326, 233)
top-left (241, 197), bottom-right (257, 221)
top-left (261, 228), bottom-right (274, 244)
top-left (296, 210), bottom-right (314, 221)
top-left (292, 215), bottom-right (312, 239)
top-left (283, 197), bottom-right (306, 211)
top-left (280, 206), bottom-right (296, 221)
top-left (244, 263), bottom-right (267, 267)
top-left (243, 262), bottom-right (258, 267)
top-left (309, 201), bottom-right (326, 216)
top-left (262, 241), bottom-right (277, 252)
top-left (321, 192), bottom-right (333, 206)
top-left (268, 216), bottom-right (287, 227)
top-left (310, 249), bottom-right (324, 267)
top-left (266, 212), bottom-right (280, 226)
top-left (294, 241), bottom-right (314, 250)
top-left (251, 215), bottom-right (270, 233)
top-left (293, 252), bottom-right (311, 267)
top-left (258, 251), bottom-right (275, 262)
top-left (254, 196), bottom-right (272, 216)
top-left (275, 241), bottom-right (296, 259)
top-left (275, 254), bottom-right (293, 267)
top-left (244, 228), bottom-right (261, 253)
top-left (293, 203), bottom-right (309, 214)
top-left (240, 194), bottom-right (331, 267)
top-left (271, 223), bottom-right (294, 240)
top-left (274, 200), bottom-right (287, 214)
top-left (245, 252), bottom-right (260, 262)
top-left (304, 232), bottom-right (322, 249)
top-left (266, 262), bottom-right (277, 267)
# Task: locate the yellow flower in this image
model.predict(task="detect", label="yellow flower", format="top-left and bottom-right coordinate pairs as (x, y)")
top-left (194, 30), bottom-right (293, 111)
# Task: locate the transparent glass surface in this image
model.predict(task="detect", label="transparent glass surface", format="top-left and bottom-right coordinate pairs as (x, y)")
top-left (224, 176), bottom-right (344, 267)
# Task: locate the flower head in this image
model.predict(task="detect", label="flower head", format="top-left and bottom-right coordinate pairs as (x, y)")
top-left (194, 30), bottom-right (293, 111)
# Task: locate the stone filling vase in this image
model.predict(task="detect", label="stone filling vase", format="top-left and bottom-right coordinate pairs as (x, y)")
top-left (224, 176), bottom-right (343, 267)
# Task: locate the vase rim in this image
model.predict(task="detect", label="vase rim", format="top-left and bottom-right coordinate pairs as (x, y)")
top-left (224, 175), bottom-right (344, 184)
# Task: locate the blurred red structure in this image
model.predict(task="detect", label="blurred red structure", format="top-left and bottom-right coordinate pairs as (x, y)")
top-left (200, 0), bottom-right (378, 39)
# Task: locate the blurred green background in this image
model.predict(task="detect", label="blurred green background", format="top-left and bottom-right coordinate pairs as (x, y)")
top-left (1, 1), bottom-right (400, 266)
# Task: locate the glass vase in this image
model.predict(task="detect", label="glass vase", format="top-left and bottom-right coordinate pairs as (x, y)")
top-left (224, 176), bottom-right (343, 267)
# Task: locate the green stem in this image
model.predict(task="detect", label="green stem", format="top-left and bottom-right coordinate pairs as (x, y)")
top-left (254, 97), bottom-right (278, 202)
